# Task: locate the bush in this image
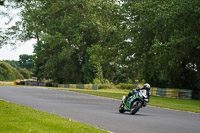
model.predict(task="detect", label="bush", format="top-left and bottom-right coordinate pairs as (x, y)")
top-left (93, 78), bottom-right (116, 89)
top-left (93, 78), bottom-right (101, 84)
top-left (12, 68), bottom-right (24, 80)
top-left (93, 78), bottom-right (112, 84)
top-left (19, 68), bottom-right (32, 79)
top-left (0, 62), bottom-right (16, 81)
top-left (116, 83), bottom-right (138, 90)
top-left (98, 84), bottom-right (116, 89)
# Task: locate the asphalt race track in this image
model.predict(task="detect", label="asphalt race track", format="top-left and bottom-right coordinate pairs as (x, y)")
top-left (0, 86), bottom-right (200, 133)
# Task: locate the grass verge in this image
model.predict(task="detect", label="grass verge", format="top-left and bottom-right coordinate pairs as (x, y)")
top-left (0, 100), bottom-right (107, 133)
top-left (51, 87), bottom-right (200, 113)
top-left (0, 81), bottom-right (14, 86)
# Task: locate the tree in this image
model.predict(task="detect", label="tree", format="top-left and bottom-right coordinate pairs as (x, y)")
top-left (16, 0), bottom-right (123, 83)
top-left (0, 62), bottom-right (23, 81)
top-left (0, 0), bottom-right (21, 48)
top-left (19, 54), bottom-right (34, 71)
top-left (19, 68), bottom-right (31, 79)
top-left (2, 0), bottom-right (199, 91)
top-left (2, 60), bottom-right (20, 69)
top-left (0, 1), bottom-right (4, 5)
top-left (122, 0), bottom-right (200, 89)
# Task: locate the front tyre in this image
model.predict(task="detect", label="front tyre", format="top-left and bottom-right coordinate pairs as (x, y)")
top-left (119, 103), bottom-right (126, 113)
top-left (130, 101), bottom-right (142, 115)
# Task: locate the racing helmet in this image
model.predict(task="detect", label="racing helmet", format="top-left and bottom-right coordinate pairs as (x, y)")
top-left (143, 83), bottom-right (150, 89)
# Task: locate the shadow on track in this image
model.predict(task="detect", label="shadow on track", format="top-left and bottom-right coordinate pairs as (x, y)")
top-left (115, 111), bottom-right (150, 116)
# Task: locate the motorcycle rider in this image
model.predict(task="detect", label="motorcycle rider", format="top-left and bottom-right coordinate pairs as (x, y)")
top-left (124, 83), bottom-right (151, 106)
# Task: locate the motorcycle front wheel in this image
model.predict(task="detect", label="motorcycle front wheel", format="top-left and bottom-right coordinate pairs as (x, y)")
top-left (130, 101), bottom-right (142, 115)
top-left (119, 103), bottom-right (126, 113)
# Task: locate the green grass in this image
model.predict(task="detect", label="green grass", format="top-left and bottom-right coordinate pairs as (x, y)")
top-left (0, 100), bottom-right (108, 133)
top-left (149, 96), bottom-right (200, 112)
top-left (52, 87), bottom-right (200, 113)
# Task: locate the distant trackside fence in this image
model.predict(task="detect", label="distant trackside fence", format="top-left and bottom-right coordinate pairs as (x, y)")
top-left (58, 84), bottom-right (98, 90)
top-left (14, 81), bottom-right (98, 90)
top-left (150, 87), bottom-right (192, 99)
top-left (14, 81), bottom-right (200, 99)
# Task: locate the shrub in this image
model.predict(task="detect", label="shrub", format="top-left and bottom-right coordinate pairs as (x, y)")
top-left (93, 78), bottom-right (112, 84)
top-left (19, 68), bottom-right (32, 79)
top-left (116, 83), bottom-right (138, 90)
top-left (93, 78), bottom-right (116, 89)
top-left (93, 78), bottom-right (101, 84)
top-left (0, 62), bottom-right (16, 81)
top-left (12, 68), bottom-right (24, 80)
top-left (98, 84), bottom-right (116, 89)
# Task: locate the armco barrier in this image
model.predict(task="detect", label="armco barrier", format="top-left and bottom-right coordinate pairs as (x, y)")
top-left (58, 84), bottom-right (98, 90)
top-left (150, 87), bottom-right (192, 99)
top-left (178, 89), bottom-right (192, 99)
top-left (64, 84), bottom-right (69, 88)
top-left (84, 84), bottom-right (92, 89)
top-left (166, 88), bottom-right (179, 98)
top-left (76, 84), bottom-right (84, 89)
top-left (150, 87), bottom-right (157, 96)
top-left (58, 84), bottom-right (64, 88)
top-left (92, 84), bottom-right (98, 90)
top-left (24, 81), bottom-right (46, 86)
top-left (156, 88), bottom-right (166, 97)
top-left (70, 84), bottom-right (76, 89)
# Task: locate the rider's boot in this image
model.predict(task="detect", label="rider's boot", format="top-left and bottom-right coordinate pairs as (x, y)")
top-left (123, 96), bottom-right (129, 104)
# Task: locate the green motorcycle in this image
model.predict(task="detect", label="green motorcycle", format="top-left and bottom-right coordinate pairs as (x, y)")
top-left (119, 90), bottom-right (149, 115)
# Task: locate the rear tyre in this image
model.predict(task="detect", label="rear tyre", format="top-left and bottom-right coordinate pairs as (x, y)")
top-left (130, 101), bottom-right (142, 115)
top-left (119, 103), bottom-right (126, 113)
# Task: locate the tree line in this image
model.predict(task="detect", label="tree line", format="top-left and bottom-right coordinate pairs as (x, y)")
top-left (0, 54), bottom-right (34, 81)
top-left (1, 0), bottom-right (200, 91)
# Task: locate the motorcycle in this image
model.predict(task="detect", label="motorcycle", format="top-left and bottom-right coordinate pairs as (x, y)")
top-left (119, 90), bottom-right (149, 115)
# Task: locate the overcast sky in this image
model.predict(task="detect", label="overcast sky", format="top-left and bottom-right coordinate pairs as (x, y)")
top-left (0, 40), bottom-right (34, 61)
top-left (0, 2), bottom-right (34, 61)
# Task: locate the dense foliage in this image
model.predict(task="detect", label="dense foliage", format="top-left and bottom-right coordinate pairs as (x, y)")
top-left (18, 68), bottom-right (31, 79)
top-left (13, 0), bottom-right (124, 84)
top-left (0, 54), bottom-right (33, 80)
top-left (3, 60), bottom-right (20, 69)
top-left (121, 0), bottom-right (200, 89)
top-left (1, 0), bottom-right (200, 91)
top-left (19, 54), bottom-right (34, 71)
top-left (0, 62), bottom-right (23, 81)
